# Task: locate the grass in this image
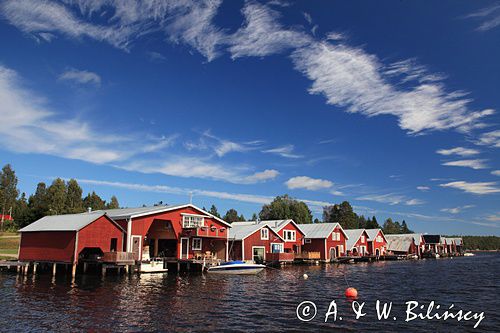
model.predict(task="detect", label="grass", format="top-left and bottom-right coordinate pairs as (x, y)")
top-left (0, 234), bottom-right (20, 259)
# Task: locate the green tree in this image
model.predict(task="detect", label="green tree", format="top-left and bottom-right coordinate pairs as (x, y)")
top-left (223, 208), bottom-right (245, 223)
top-left (366, 216), bottom-right (381, 229)
top-left (259, 194), bottom-right (313, 224)
top-left (251, 213), bottom-right (258, 221)
top-left (383, 218), bottom-right (398, 234)
top-left (0, 164), bottom-right (19, 228)
top-left (46, 178), bottom-right (67, 215)
top-left (14, 193), bottom-right (31, 228)
top-left (238, 214), bottom-right (245, 221)
top-left (401, 220), bottom-right (412, 233)
top-left (106, 195), bottom-right (120, 209)
top-left (209, 204), bottom-right (221, 218)
top-left (65, 179), bottom-right (83, 213)
top-left (323, 201), bottom-right (358, 229)
top-left (28, 182), bottom-right (49, 221)
top-left (83, 191), bottom-right (106, 211)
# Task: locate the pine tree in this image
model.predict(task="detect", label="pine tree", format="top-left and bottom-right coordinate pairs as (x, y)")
top-left (106, 195), bottom-right (120, 209)
top-left (323, 201), bottom-right (358, 229)
top-left (83, 192), bottom-right (106, 211)
top-left (0, 164), bottom-right (19, 228)
top-left (66, 179), bottom-right (84, 213)
top-left (209, 204), bottom-right (221, 218)
top-left (14, 193), bottom-right (31, 228)
top-left (46, 178), bottom-right (67, 215)
top-left (29, 182), bottom-right (49, 221)
top-left (251, 213), bottom-right (258, 221)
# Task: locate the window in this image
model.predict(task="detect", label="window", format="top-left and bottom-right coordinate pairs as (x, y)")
top-left (271, 243), bottom-right (284, 253)
top-left (260, 228), bottom-right (269, 240)
top-left (284, 230), bottom-right (296, 242)
top-left (110, 238), bottom-right (117, 252)
top-left (376, 235), bottom-right (383, 243)
top-left (332, 232), bottom-right (340, 241)
top-left (192, 238), bottom-right (202, 251)
top-left (305, 239), bottom-right (312, 244)
top-left (182, 215), bottom-right (204, 228)
top-left (339, 245), bottom-right (344, 255)
top-left (361, 235), bottom-right (365, 243)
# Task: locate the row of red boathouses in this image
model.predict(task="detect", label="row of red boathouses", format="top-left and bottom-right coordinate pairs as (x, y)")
top-left (16, 203), bottom-right (463, 274)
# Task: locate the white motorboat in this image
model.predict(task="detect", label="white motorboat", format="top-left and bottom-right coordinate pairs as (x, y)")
top-left (206, 261), bottom-right (265, 275)
top-left (139, 258), bottom-right (168, 273)
top-left (463, 252), bottom-right (475, 257)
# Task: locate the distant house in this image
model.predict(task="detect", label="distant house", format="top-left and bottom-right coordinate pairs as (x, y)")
top-left (299, 223), bottom-right (348, 261)
top-left (232, 219), bottom-right (305, 255)
top-left (18, 212), bottom-right (125, 265)
top-left (422, 235), bottom-right (443, 254)
top-left (0, 214), bottom-right (13, 221)
top-left (365, 229), bottom-right (387, 256)
top-left (228, 223), bottom-right (285, 263)
top-left (386, 234), bottom-right (419, 256)
top-left (344, 229), bottom-right (370, 256)
top-left (444, 237), bottom-right (463, 254)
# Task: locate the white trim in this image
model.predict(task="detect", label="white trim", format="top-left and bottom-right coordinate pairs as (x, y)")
top-left (270, 243), bottom-right (284, 253)
top-left (283, 230), bottom-right (296, 242)
top-left (225, 239), bottom-right (229, 261)
top-left (180, 237), bottom-right (189, 259)
top-left (126, 218), bottom-right (132, 252)
top-left (329, 247), bottom-right (336, 260)
top-left (73, 231), bottom-right (79, 264)
top-left (260, 228), bottom-right (269, 240)
top-left (131, 235), bottom-right (142, 260)
top-left (324, 238), bottom-right (327, 260)
top-left (252, 246), bottom-right (266, 262)
top-left (304, 238), bottom-right (312, 244)
top-left (242, 240), bottom-right (245, 261)
top-left (181, 212), bottom-right (210, 218)
top-left (192, 237), bottom-right (202, 251)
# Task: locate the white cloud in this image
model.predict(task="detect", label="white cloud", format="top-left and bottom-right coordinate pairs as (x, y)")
top-left (440, 181), bottom-right (500, 195)
top-left (147, 51), bottom-right (166, 62)
top-left (291, 41), bottom-right (494, 134)
top-left (417, 186), bottom-right (430, 191)
top-left (440, 205), bottom-right (475, 214)
top-left (485, 214), bottom-right (500, 222)
top-left (262, 144), bottom-right (302, 158)
top-left (59, 68), bottom-right (101, 86)
top-left (492, 170), bottom-right (500, 176)
top-left (464, 4), bottom-right (500, 32)
top-left (356, 193), bottom-right (423, 206)
top-left (436, 147), bottom-right (480, 156)
top-left (442, 159), bottom-right (488, 170)
top-left (285, 176), bottom-right (333, 191)
top-left (244, 169), bottom-right (280, 183)
top-left (201, 130), bottom-right (261, 157)
top-left (228, 1), bottom-right (311, 59)
top-left (475, 130), bottom-right (500, 148)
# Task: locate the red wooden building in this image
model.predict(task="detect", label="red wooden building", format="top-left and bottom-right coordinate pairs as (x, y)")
top-left (344, 229), bottom-right (370, 256)
top-left (299, 223), bottom-right (348, 261)
top-left (228, 223), bottom-right (285, 262)
top-left (100, 204), bottom-right (231, 261)
top-left (365, 229), bottom-right (387, 256)
top-left (18, 212), bottom-right (125, 264)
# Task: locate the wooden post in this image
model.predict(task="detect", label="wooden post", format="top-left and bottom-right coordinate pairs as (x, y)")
top-left (177, 261), bottom-right (180, 272)
top-left (33, 263), bottom-right (37, 275)
top-left (83, 262), bottom-right (88, 273)
top-left (125, 265), bottom-right (129, 274)
top-left (23, 264), bottom-right (29, 275)
top-left (52, 263), bottom-right (57, 276)
top-left (102, 265), bottom-right (106, 276)
top-left (71, 263), bottom-right (77, 278)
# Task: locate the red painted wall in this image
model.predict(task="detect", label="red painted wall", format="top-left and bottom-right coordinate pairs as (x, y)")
top-left (302, 239), bottom-right (325, 258)
top-left (241, 227), bottom-right (283, 261)
top-left (77, 215), bottom-right (124, 261)
top-left (19, 231), bottom-right (76, 263)
top-left (367, 230), bottom-right (387, 255)
top-left (350, 231), bottom-right (369, 256)
top-left (302, 226), bottom-right (347, 260)
top-left (277, 222), bottom-right (304, 253)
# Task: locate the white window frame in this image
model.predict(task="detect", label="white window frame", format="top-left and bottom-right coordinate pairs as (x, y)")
top-left (339, 245), bottom-right (344, 255)
top-left (271, 243), bottom-right (284, 253)
top-left (260, 228), bottom-right (269, 240)
top-left (283, 230), bottom-right (296, 242)
top-left (376, 235), bottom-right (382, 243)
top-left (361, 235), bottom-right (365, 243)
top-left (192, 238), bottom-right (202, 251)
top-left (182, 214), bottom-right (205, 228)
top-left (304, 238), bottom-right (312, 244)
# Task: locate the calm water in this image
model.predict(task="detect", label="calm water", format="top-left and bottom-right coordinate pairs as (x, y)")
top-left (0, 253), bottom-right (498, 332)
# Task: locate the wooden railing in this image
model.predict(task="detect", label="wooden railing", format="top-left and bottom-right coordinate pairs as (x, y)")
top-left (295, 251), bottom-right (321, 260)
top-left (266, 252), bottom-right (295, 262)
top-left (102, 252), bottom-right (135, 264)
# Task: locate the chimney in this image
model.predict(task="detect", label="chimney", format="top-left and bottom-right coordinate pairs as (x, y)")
top-left (87, 207), bottom-right (92, 213)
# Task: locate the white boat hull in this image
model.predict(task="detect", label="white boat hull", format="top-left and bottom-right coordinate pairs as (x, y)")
top-left (206, 263), bottom-right (265, 275)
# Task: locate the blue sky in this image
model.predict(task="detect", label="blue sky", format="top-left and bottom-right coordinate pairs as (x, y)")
top-left (0, 0), bottom-right (499, 235)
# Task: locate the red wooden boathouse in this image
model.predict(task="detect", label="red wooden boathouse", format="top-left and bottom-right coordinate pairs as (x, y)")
top-left (228, 223), bottom-right (285, 262)
top-left (299, 223), bottom-right (348, 261)
top-left (365, 229), bottom-right (387, 256)
top-left (344, 229), bottom-right (370, 256)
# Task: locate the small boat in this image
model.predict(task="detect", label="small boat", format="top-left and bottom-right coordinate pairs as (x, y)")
top-left (139, 258), bottom-right (168, 273)
top-left (463, 252), bottom-right (475, 257)
top-left (206, 261), bottom-right (265, 275)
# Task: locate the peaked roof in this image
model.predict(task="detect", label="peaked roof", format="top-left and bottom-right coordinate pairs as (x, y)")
top-left (386, 234), bottom-right (416, 252)
top-left (422, 234), bottom-right (441, 244)
top-left (298, 223), bottom-right (344, 239)
top-left (365, 228), bottom-right (385, 241)
top-left (228, 223), bottom-right (283, 241)
top-left (19, 212), bottom-right (117, 232)
top-left (233, 219), bottom-right (305, 235)
top-left (344, 229), bottom-right (367, 250)
top-left (94, 203), bottom-right (232, 227)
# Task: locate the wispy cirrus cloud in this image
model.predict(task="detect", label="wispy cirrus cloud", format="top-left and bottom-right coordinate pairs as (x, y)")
top-left (285, 176), bottom-right (333, 191)
top-left (492, 170), bottom-right (500, 176)
top-left (441, 205), bottom-right (475, 214)
top-left (436, 147), bottom-right (480, 157)
top-left (442, 159), bottom-right (489, 170)
top-left (464, 4), bottom-right (500, 32)
top-left (356, 193), bottom-right (424, 206)
top-left (262, 144), bottom-right (302, 158)
top-left (59, 68), bottom-right (101, 86)
top-left (440, 181), bottom-right (500, 195)
top-left (475, 130), bottom-right (500, 148)
top-left (416, 186), bottom-right (430, 191)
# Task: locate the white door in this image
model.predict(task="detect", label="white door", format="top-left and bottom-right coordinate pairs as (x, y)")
top-left (180, 238), bottom-right (189, 259)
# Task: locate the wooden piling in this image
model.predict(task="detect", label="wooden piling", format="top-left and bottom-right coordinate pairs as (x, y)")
top-left (71, 263), bottom-right (77, 278)
top-left (33, 263), bottom-right (37, 275)
top-left (52, 263), bottom-right (57, 276)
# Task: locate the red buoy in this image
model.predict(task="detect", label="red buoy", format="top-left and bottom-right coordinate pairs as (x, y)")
top-left (345, 287), bottom-right (358, 298)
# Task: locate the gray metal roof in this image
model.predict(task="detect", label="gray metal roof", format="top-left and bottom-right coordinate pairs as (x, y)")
top-left (94, 204), bottom-right (188, 219)
top-left (228, 223), bottom-right (266, 241)
top-left (386, 234), bottom-right (415, 253)
top-left (298, 223), bottom-right (341, 239)
top-left (19, 212), bottom-right (106, 232)
top-left (234, 220), bottom-right (300, 234)
top-left (345, 229), bottom-right (366, 250)
top-left (365, 229), bottom-right (383, 241)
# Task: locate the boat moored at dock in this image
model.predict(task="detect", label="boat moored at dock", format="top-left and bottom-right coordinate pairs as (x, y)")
top-left (206, 261), bottom-right (266, 274)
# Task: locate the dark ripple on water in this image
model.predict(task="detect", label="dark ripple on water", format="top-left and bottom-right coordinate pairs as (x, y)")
top-left (0, 253), bottom-right (498, 332)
